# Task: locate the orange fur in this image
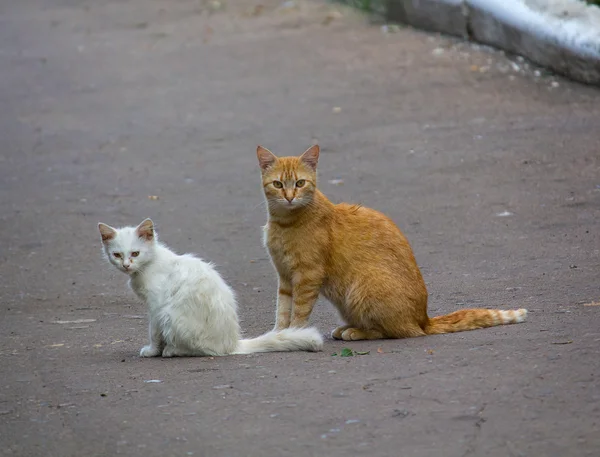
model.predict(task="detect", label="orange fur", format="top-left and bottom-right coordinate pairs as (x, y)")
top-left (256, 145), bottom-right (527, 341)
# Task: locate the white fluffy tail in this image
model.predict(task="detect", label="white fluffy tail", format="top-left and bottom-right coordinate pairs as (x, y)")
top-left (233, 327), bottom-right (323, 355)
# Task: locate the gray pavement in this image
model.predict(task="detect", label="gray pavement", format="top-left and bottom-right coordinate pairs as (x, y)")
top-left (1, 1), bottom-right (599, 456)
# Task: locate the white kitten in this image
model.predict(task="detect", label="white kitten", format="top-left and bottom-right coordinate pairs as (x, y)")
top-left (98, 218), bottom-right (323, 357)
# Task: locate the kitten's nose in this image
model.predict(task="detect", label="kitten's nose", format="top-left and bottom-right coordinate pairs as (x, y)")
top-left (285, 196), bottom-right (294, 203)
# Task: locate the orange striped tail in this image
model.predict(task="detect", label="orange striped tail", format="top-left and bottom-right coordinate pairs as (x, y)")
top-left (425, 308), bottom-right (527, 335)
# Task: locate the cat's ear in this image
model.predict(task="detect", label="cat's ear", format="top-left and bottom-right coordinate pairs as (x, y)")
top-left (257, 146), bottom-right (277, 171)
top-left (136, 218), bottom-right (155, 241)
top-left (299, 144), bottom-right (320, 171)
top-left (98, 223), bottom-right (117, 243)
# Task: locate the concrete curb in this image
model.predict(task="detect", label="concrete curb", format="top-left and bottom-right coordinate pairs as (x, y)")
top-left (387, 0), bottom-right (468, 38)
top-left (384, 0), bottom-right (600, 85)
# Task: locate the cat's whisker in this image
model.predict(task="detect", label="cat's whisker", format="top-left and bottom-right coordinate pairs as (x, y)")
top-left (251, 199), bottom-right (269, 211)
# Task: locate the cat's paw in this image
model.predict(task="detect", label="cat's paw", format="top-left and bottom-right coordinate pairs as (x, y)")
top-left (139, 345), bottom-right (161, 357)
top-left (331, 325), bottom-right (351, 340)
top-left (340, 328), bottom-right (383, 341)
top-left (341, 328), bottom-right (363, 341)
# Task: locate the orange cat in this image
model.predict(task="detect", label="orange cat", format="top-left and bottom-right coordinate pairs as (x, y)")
top-left (256, 144), bottom-right (527, 341)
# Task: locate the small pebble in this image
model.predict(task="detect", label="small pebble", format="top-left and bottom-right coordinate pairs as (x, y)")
top-left (279, 0), bottom-right (297, 10)
top-left (381, 24), bottom-right (401, 34)
top-left (209, 0), bottom-right (223, 11)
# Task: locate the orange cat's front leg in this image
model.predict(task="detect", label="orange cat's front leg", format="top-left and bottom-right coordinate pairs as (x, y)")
top-left (274, 277), bottom-right (293, 330)
top-left (289, 274), bottom-right (322, 328)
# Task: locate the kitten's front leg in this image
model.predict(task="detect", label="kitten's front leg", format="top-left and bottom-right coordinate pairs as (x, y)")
top-left (274, 277), bottom-right (293, 330)
top-left (289, 274), bottom-right (322, 328)
top-left (139, 318), bottom-right (164, 357)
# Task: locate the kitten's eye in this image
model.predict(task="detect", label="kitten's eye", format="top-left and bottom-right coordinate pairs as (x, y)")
top-left (296, 179), bottom-right (306, 188)
top-left (273, 180), bottom-right (283, 189)
top-left (131, 251), bottom-right (140, 257)
top-left (113, 253), bottom-right (122, 258)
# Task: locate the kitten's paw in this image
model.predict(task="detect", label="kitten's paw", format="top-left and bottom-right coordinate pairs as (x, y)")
top-left (162, 345), bottom-right (182, 358)
top-left (140, 345), bottom-right (161, 357)
top-left (332, 325), bottom-right (351, 340)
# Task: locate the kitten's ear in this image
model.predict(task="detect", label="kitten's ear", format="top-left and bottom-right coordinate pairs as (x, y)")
top-left (257, 146), bottom-right (277, 171)
top-left (136, 218), bottom-right (155, 241)
top-left (299, 144), bottom-right (320, 171)
top-left (98, 223), bottom-right (117, 243)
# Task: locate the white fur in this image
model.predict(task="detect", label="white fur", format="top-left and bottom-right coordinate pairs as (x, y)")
top-left (235, 327), bottom-right (323, 354)
top-left (98, 219), bottom-right (323, 357)
top-left (499, 308), bottom-right (528, 324)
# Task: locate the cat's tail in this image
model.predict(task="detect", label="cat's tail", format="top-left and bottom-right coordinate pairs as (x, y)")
top-left (233, 327), bottom-right (323, 355)
top-left (424, 308), bottom-right (527, 335)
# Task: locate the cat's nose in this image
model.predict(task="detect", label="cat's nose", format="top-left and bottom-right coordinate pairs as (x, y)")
top-left (285, 195), bottom-right (294, 203)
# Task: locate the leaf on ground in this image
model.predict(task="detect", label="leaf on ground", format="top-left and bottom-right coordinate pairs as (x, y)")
top-left (355, 351), bottom-right (370, 355)
top-left (377, 347), bottom-right (384, 354)
top-left (340, 348), bottom-right (354, 357)
top-left (331, 352), bottom-right (338, 356)
top-left (551, 340), bottom-right (573, 345)
top-left (583, 301), bottom-right (600, 306)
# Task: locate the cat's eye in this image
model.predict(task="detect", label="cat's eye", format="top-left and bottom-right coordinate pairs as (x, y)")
top-left (296, 180), bottom-right (306, 188)
top-left (131, 251), bottom-right (140, 257)
top-left (113, 252), bottom-right (122, 258)
top-left (273, 180), bottom-right (283, 189)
